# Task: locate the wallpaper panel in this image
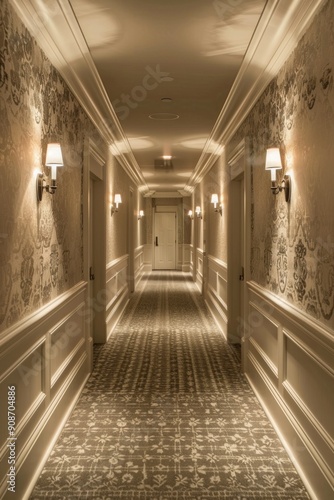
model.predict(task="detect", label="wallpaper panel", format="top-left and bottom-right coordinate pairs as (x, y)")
top-left (228, 0), bottom-right (334, 328)
top-left (0, 0), bottom-right (97, 332)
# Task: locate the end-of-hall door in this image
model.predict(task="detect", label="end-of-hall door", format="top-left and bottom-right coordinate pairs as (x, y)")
top-left (154, 212), bottom-right (176, 270)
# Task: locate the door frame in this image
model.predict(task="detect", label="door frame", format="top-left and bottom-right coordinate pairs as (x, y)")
top-left (128, 186), bottom-right (135, 293)
top-left (83, 138), bottom-right (106, 358)
top-left (153, 205), bottom-right (177, 270)
top-left (227, 139), bottom-right (251, 372)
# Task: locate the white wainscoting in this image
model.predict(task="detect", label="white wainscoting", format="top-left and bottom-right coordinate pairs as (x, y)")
top-left (134, 245), bottom-right (145, 286)
top-left (195, 247), bottom-right (205, 293)
top-left (190, 244), bottom-right (194, 277)
top-left (106, 255), bottom-right (130, 340)
top-left (245, 281), bottom-right (334, 500)
top-left (205, 255), bottom-right (228, 338)
top-left (181, 244), bottom-right (191, 272)
top-left (143, 243), bottom-right (153, 272)
top-left (177, 244), bottom-right (183, 270)
top-left (0, 282), bottom-right (89, 500)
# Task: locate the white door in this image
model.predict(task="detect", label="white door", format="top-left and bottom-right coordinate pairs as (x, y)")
top-left (154, 212), bottom-right (176, 269)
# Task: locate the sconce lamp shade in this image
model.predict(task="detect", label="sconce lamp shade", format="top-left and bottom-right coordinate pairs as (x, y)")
top-left (114, 194), bottom-right (122, 206)
top-left (45, 143), bottom-right (64, 166)
top-left (188, 210), bottom-right (193, 218)
top-left (265, 148), bottom-right (282, 181)
top-left (45, 143), bottom-right (63, 180)
top-left (211, 194), bottom-right (219, 206)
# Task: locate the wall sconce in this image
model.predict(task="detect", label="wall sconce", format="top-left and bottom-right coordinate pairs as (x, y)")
top-left (138, 210), bottom-right (144, 220)
top-left (36, 143), bottom-right (63, 201)
top-left (111, 194), bottom-right (122, 216)
top-left (188, 210), bottom-right (194, 219)
top-left (265, 147), bottom-right (291, 202)
top-left (195, 206), bottom-right (202, 219)
top-left (211, 194), bottom-right (223, 215)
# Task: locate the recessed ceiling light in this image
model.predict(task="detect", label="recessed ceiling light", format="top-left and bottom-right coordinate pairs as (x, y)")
top-left (149, 113), bottom-right (179, 120)
top-left (162, 155), bottom-right (172, 160)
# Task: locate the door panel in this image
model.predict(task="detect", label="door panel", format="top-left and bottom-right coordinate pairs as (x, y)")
top-left (154, 212), bottom-right (176, 269)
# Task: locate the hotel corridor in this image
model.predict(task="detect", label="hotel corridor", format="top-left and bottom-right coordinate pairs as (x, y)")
top-left (30, 272), bottom-right (309, 499)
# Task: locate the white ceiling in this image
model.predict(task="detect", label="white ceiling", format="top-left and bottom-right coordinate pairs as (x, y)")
top-left (11, 0), bottom-right (324, 197)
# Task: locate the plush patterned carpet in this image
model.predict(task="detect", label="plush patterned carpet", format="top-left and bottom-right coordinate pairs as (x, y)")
top-left (30, 271), bottom-right (310, 499)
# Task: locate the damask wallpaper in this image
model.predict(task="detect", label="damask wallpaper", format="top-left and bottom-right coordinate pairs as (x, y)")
top-left (0, 0), bottom-right (98, 333)
top-left (229, 0), bottom-right (334, 328)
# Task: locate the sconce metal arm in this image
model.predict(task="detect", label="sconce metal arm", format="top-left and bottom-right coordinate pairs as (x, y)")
top-left (270, 175), bottom-right (291, 202)
top-left (37, 173), bottom-right (57, 201)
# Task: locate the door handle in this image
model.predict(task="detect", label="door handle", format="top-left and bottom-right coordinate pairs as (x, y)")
top-left (239, 266), bottom-right (244, 281)
top-left (155, 236), bottom-right (158, 246)
top-left (90, 266), bottom-right (95, 281)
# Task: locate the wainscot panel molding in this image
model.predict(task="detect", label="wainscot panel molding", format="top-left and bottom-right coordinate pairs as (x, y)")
top-left (134, 245), bottom-right (145, 287)
top-left (195, 248), bottom-right (205, 294)
top-left (177, 244), bottom-right (183, 271)
top-left (205, 255), bottom-right (228, 338)
top-left (143, 244), bottom-right (153, 273)
top-left (106, 255), bottom-right (130, 341)
top-left (189, 244), bottom-right (194, 276)
top-left (182, 244), bottom-right (191, 272)
top-left (245, 281), bottom-right (334, 500)
top-left (0, 282), bottom-right (89, 500)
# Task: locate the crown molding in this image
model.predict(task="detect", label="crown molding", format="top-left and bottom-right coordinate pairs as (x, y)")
top-left (185, 0), bottom-right (325, 192)
top-left (9, 0), bottom-right (149, 192)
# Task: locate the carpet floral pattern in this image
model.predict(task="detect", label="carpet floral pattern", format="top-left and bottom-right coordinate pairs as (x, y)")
top-left (30, 272), bottom-right (310, 499)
